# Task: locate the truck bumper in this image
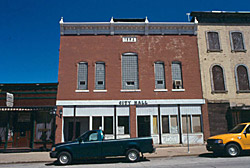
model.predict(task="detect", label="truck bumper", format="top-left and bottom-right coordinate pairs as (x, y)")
top-left (206, 144), bottom-right (225, 152)
top-left (50, 151), bottom-right (58, 158)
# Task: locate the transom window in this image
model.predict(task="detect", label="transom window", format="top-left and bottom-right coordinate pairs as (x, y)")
top-left (230, 32), bottom-right (246, 52)
top-left (206, 32), bottom-right (221, 51)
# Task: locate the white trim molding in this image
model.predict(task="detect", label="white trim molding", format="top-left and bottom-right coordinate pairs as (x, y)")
top-left (56, 99), bottom-right (205, 106)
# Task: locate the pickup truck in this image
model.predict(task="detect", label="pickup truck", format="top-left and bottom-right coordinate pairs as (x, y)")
top-left (206, 122), bottom-right (250, 157)
top-left (50, 130), bottom-right (155, 165)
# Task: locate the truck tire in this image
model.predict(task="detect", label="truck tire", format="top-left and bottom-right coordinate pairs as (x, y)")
top-left (126, 149), bottom-right (140, 162)
top-left (226, 143), bottom-right (240, 157)
top-left (58, 151), bottom-right (72, 165)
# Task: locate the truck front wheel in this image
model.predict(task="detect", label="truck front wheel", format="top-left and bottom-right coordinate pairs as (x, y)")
top-left (126, 149), bottom-right (140, 162)
top-left (226, 143), bottom-right (240, 157)
top-left (58, 151), bottom-right (72, 165)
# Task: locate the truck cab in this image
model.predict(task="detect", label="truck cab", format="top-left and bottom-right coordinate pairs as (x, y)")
top-left (206, 122), bottom-right (250, 157)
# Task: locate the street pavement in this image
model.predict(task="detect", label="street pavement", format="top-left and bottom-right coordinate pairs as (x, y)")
top-left (0, 145), bottom-right (209, 164)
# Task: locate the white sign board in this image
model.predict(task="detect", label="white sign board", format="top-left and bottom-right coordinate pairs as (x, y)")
top-left (118, 126), bottom-right (125, 135)
top-left (122, 37), bottom-right (137, 43)
top-left (6, 92), bottom-right (14, 107)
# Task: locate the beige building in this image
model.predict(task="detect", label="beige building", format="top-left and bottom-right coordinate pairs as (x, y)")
top-left (191, 12), bottom-right (250, 136)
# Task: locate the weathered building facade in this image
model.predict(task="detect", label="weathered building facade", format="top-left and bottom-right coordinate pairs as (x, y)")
top-left (0, 83), bottom-right (57, 151)
top-left (56, 17), bottom-right (209, 145)
top-left (191, 12), bottom-right (250, 136)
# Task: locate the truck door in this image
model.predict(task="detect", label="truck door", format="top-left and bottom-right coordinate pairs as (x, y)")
top-left (77, 131), bottom-right (101, 158)
top-left (242, 125), bottom-right (250, 149)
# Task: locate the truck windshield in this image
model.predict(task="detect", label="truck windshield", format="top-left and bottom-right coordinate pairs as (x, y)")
top-left (229, 124), bottom-right (246, 133)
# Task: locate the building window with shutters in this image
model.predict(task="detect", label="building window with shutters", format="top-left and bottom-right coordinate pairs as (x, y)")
top-left (210, 65), bottom-right (227, 93)
top-left (230, 31), bottom-right (246, 52)
top-left (206, 31), bottom-right (222, 52)
top-left (121, 53), bottom-right (140, 91)
top-left (171, 61), bottom-right (184, 91)
top-left (77, 62), bottom-right (88, 91)
top-left (235, 65), bottom-right (250, 93)
top-left (154, 62), bottom-right (167, 91)
top-left (95, 62), bottom-right (106, 91)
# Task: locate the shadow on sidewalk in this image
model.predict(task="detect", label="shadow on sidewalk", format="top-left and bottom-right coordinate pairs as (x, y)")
top-left (45, 157), bottom-right (150, 166)
top-left (199, 151), bottom-right (250, 158)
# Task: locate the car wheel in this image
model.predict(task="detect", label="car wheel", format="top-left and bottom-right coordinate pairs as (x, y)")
top-left (126, 149), bottom-right (140, 162)
top-left (226, 144), bottom-right (240, 157)
top-left (58, 151), bottom-right (72, 165)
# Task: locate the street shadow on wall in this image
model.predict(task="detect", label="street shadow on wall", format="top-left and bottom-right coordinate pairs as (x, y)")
top-left (45, 157), bottom-right (150, 166)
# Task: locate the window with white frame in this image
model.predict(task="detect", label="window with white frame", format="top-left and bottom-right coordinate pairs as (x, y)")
top-left (182, 115), bottom-right (202, 133)
top-left (171, 61), bottom-right (183, 89)
top-left (104, 116), bottom-right (113, 134)
top-left (236, 65), bottom-right (250, 92)
top-left (154, 62), bottom-right (166, 89)
top-left (230, 31), bottom-right (246, 52)
top-left (206, 31), bottom-right (221, 51)
top-left (162, 115), bottom-right (178, 134)
top-left (78, 62), bottom-right (88, 90)
top-left (122, 53), bottom-right (139, 90)
top-left (118, 116), bottom-right (129, 134)
top-left (95, 62), bottom-right (105, 90)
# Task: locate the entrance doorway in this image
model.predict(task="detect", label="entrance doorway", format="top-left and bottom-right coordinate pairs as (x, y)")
top-left (137, 116), bottom-right (150, 137)
top-left (13, 113), bottom-right (32, 148)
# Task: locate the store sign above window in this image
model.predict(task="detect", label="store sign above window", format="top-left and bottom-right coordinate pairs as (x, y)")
top-left (122, 37), bottom-right (137, 43)
top-left (119, 100), bottom-right (148, 106)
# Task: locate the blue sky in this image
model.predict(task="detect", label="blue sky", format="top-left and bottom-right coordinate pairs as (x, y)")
top-left (1, 0), bottom-right (249, 83)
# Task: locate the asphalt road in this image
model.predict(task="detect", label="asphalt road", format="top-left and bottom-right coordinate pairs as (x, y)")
top-left (1, 154), bottom-right (250, 168)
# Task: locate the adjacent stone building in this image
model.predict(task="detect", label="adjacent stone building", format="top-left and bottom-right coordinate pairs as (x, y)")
top-left (56, 17), bottom-right (209, 145)
top-left (191, 11), bottom-right (250, 136)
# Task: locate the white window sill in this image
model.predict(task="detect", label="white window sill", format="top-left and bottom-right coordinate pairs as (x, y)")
top-left (120, 89), bottom-right (141, 92)
top-left (75, 90), bottom-right (89, 93)
top-left (154, 89), bottom-right (168, 92)
top-left (93, 90), bottom-right (107, 93)
top-left (172, 89), bottom-right (185, 92)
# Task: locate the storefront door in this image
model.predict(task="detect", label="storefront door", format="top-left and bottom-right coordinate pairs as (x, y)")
top-left (13, 113), bottom-right (32, 148)
top-left (137, 116), bottom-right (151, 137)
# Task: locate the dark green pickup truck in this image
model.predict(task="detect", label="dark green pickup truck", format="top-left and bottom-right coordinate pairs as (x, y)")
top-left (50, 130), bottom-right (155, 165)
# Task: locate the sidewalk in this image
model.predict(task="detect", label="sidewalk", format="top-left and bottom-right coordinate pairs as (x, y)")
top-left (0, 145), bottom-right (210, 164)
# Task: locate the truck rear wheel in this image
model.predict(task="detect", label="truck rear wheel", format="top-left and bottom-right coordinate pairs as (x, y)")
top-left (226, 143), bottom-right (240, 157)
top-left (58, 151), bottom-right (72, 165)
top-left (126, 149), bottom-right (140, 162)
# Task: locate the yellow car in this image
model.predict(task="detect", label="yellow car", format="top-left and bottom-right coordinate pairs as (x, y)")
top-left (206, 122), bottom-right (250, 157)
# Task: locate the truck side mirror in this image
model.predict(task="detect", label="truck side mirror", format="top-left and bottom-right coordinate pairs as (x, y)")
top-left (243, 130), bottom-right (247, 137)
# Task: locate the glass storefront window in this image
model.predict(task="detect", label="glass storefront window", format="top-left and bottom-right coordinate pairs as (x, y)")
top-left (170, 115), bottom-right (178, 134)
top-left (162, 116), bottom-right (169, 133)
top-left (0, 112), bottom-right (8, 145)
top-left (104, 116), bottom-right (113, 134)
top-left (153, 116), bottom-right (158, 134)
top-left (192, 115), bottom-right (202, 133)
top-left (118, 116), bottom-right (129, 134)
top-left (93, 117), bottom-right (102, 130)
top-left (36, 112), bottom-right (53, 141)
top-left (182, 115), bottom-right (191, 134)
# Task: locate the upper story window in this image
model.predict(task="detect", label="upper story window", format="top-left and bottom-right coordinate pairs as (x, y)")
top-left (171, 61), bottom-right (183, 89)
top-left (95, 62), bottom-right (105, 90)
top-left (154, 62), bottom-right (166, 89)
top-left (235, 65), bottom-right (250, 93)
top-left (78, 62), bottom-right (88, 90)
top-left (206, 31), bottom-right (221, 52)
top-left (122, 53), bottom-right (139, 90)
top-left (230, 31), bottom-right (246, 52)
top-left (211, 65), bottom-right (227, 93)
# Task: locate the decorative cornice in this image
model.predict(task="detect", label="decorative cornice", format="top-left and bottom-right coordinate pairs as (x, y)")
top-left (59, 18), bottom-right (197, 36)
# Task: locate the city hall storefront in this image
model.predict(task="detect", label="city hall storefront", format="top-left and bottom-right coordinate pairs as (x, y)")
top-left (57, 99), bottom-right (205, 145)
top-left (0, 107), bottom-right (56, 150)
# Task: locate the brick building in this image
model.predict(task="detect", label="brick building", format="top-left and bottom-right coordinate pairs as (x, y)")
top-left (0, 83), bottom-right (57, 151)
top-left (56, 17), bottom-right (209, 145)
top-left (191, 11), bottom-right (250, 136)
